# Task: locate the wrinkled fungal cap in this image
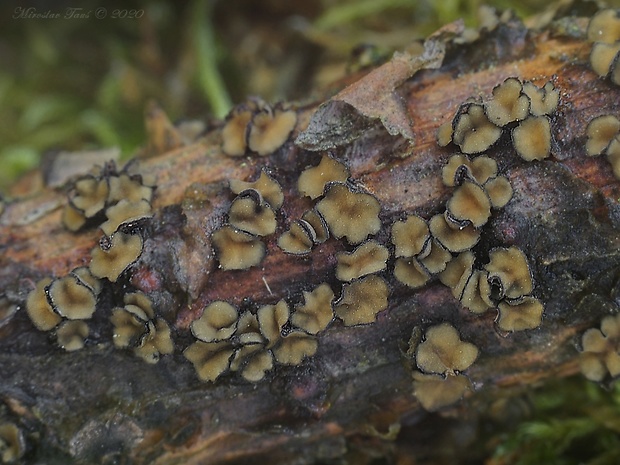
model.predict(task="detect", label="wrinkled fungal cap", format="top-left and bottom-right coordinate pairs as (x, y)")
top-left (512, 115), bottom-right (551, 161)
top-left (607, 137), bottom-right (620, 179)
top-left (579, 314), bottom-right (620, 381)
top-left (429, 214), bottom-right (480, 253)
top-left (70, 175), bottom-right (109, 218)
top-left (228, 194), bottom-right (277, 237)
top-left (485, 77), bottom-right (530, 127)
top-left (229, 169), bottom-right (284, 210)
top-left (452, 103), bottom-right (502, 154)
top-left (297, 154), bottom-right (350, 199)
top-left (334, 275), bottom-right (389, 326)
top-left (273, 331), bottom-right (318, 365)
top-left (107, 173), bottom-right (153, 204)
top-left (436, 121), bottom-right (453, 147)
top-left (394, 257), bottom-right (430, 289)
top-left (292, 283), bottom-right (335, 334)
top-left (412, 372), bottom-right (472, 411)
top-left (484, 246), bottom-right (533, 299)
top-left (587, 9), bottom-right (620, 44)
top-left (585, 114), bottom-right (620, 156)
top-left (90, 231), bottom-right (143, 282)
top-left (302, 209), bottom-right (329, 243)
top-left (110, 307), bottom-right (147, 348)
top-left (442, 154), bottom-right (497, 187)
top-left (483, 176), bottom-right (513, 208)
top-left (48, 275), bottom-right (97, 320)
top-left (257, 300), bottom-right (289, 348)
top-left (234, 349), bottom-right (274, 382)
top-left (522, 81), bottom-right (560, 116)
top-left (184, 341), bottom-right (234, 382)
top-left (62, 204), bottom-right (87, 232)
top-left (221, 105), bottom-right (253, 156)
top-left (191, 301), bottom-right (238, 342)
top-left (248, 105), bottom-right (297, 156)
top-left (497, 296), bottom-right (544, 332)
top-left (101, 199), bottom-right (152, 236)
top-left (71, 266), bottom-right (102, 296)
top-left (56, 320), bottom-right (89, 351)
top-left (418, 239), bottom-right (452, 274)
top-left (211, 225), bottom-right (266, 270)
top-left (124, 291), bottom-right (155, 319)
top-left (134, 318), bottom-right (174, 364)
top-left (316, 183), bottom-right (381, 244)
top-left (278, 221), bottom-right (314, 255)
top-left (391, 215), bottom-right (429, 258)
top-left (461, 270), bottom-right (493, 314)
top-left (26, 277), bottom-right (61, 331)
top-left (336, 240), bottom-right (389, 282)
top-left (439, 251), bottom-right (475, 300)
top-left (446, 181), bottom-right (492, 228)
top-left (415, 322), bottom-right (479, 374)
top-left (0, 422), bottom-right (25, 463)
top-left (589, 42), bottom-right (620, 77)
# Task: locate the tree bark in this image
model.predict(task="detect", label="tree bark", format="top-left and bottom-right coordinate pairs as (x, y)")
top-left (1, 14), bottom-right (620, 465)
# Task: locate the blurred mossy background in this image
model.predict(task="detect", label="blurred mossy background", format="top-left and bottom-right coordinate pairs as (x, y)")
top-left (3, 0), bottom-right (620, 463)
top-left (0, 0), bottom-right (552, 192)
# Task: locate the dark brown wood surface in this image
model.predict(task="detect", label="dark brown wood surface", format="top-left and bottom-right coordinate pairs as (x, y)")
top-left (1, 15), bottom-right (620, 465)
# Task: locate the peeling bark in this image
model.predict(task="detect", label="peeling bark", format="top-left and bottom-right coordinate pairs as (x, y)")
top-left (1, 15), bottom-right (620, 465)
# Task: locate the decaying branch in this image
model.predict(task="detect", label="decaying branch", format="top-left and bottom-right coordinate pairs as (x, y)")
top-left (1, 10), bottom-right (620, 465)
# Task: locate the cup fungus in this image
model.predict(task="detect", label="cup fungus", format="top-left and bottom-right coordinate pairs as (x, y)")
top-left (522, 81), bottom-right (560, 117)
top-left (211, 225), bottom-right (266, 270)
top-left (107, 173), bottom-right (153, 204)
top-left (439, 251), bottom-right (476, 300)
top-left (110, 292), bottom-right (173, 364)
top-left (484, 77), bottom-right (530, 127)
top-left (496, 296), bottom-right (544, 332)
top-left (90, 231), bottom-right (144, 282)
top-left (391, 215), bottom-right (430, 258)
top-left (228, 193), bottom-right (277, 237)
top-left (278, 220), bottom-right (315, 255)
top-left (483, 176), bottom-right (513, 208)
top-left (587, 8), bottom-right (620, 44)
top-left (415, 323), bottom-right (479, 375)
top-left (55, 320), bottom-right (89, 352)
top-left (100, 199), bottom-right (152, 237)
top-left (69, 175), bottom-right (109, 219)
top-left (484, 246), bottom-right (533, 300)
top-left (452, 103), bottom-right (502, 154)
top-left (336, 240), bottom-right (389, 282)
top-left (292, 283), bottom-right (335, 334)
top-left (578, 313), bottom-right (620, 382)
top-left (411, 323), bottom-right (478, 411)
top-left (297, 154), bottom-right (350, 199)
top-left (247, 104), bottom-right (298, 156)
top-left (47, 274), bottom-right (97, 320)
top-left (606, 137), bottom-right (620, 178)
top-left (184, 341), bottom-right (236, 382)
top-left (394, 257), bottom-right (431, 289)
top-left (586, 9), bottom-right (620, 85)
top-left (301, 209), bottom-right (329, 244)
top-left (315, 183), bottom-right (381, 245)
top-left (229, 169), bottom-right (284, 210)
top-left (0, 422), bottom-right (25, 464)
top-left (257, 300), bottom-right (289, 349)
top-left (460, 270), bottom-right (493, 314)
top-left (272, 331), bottom-right (318, 366)
top-left (221, 102), bottom-right (257, 156)
top-left (442, 154), bottom-right (497, 187)
top-left (25, 277), bottom-right (61, 331)
top-left (429, 214), bottom-right (480, 253)
top-left (191, 301), bottom-right (239, 342)
top-left (334, 275), bottom-right (389, 326)
top-left (585, 114), bottom-right (620, 156)
top-left (446, 181), bottom-right (492, 228)
top-left (511, 115), bottom-right (551, 161)
top-left (418, 239), bottom-right (452, 274)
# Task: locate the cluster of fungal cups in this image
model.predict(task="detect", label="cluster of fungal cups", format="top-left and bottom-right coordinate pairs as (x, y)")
top-left (587, 9), bottom-right (620, 87)
top-left (585, 114), bottom-right (620, 179)
top-left (221, 98), bottom-right (298, 157)
top-left (438, 76), bottom-right (558, 161)
top-left (578, 313), bottom-right (620, 383)
top-left (25, 162), bottom-right (161, 361)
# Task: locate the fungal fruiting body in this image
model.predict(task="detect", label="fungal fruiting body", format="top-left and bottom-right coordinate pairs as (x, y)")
top-left (0, 422), bottom-right (25, 463)
top-left (587, 9), bottom-right (620, 85)
top-left (585, 114), bottom-right (620, 179)
top-left (411, 323), bottom-right (479, 411)
top-left (579, 313), bottom-right (620, 382)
